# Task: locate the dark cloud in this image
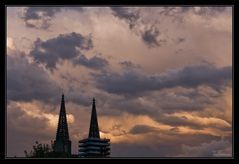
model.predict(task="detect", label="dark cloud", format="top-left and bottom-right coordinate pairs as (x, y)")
top-left (7, 54), bottom-right (60, 103)
top-left (101, 89), bottom-right (230, 130)
top-left (22, 7), bottom-right (84, 29)
top-left (129, 124), bottom-right (159, 134)
top-left (111, 142), bottom-right (168, 157)
top-left (119, 61), bottom-right (141, 70)
top-left (111, 132), bottom-right (224, 157)
top-left (30, 32), bottom-right (93, 70)
top-left (111, 7), bottom-right (165, 48)
top-left (142, 26), bottom-right (166, 48)
top-left (93, 64), bottom-right (232, 96)
top-left (158, 115), bottom-right (205, 130)
top-left (67, 90), bottom-right (92, 107)
top-left (101, 124), bottom-right (127, 137)
top-left (7, 102), bottom-right (53, 157)
top-left (170, 65), bottom-right (232, 92)
top-left (111, 7), bottom-right (229, 48)
top-left (73, 54), bottom-right (108, 70)
top-left (7, 51), bottom-right (94, 106)
top-left (60, 72), bottom-right (81, 86)
top-left (90, 72), bottom-right (231, 131)
top-left (22, 7), bottom-right (61, 29)
top-left (158, 90), bottom-right (213, 112)
top-left (169, 127), bottom-right (180, 133)
top-left (181, 139), bottom-right (232, 157)
top-left (92, 70), bottom-right (151, 96)
top-left (110, 7), bottom-right (188, 48)
top-left (142, 27), bottom-right (159, 47)
top-left (111, 7), bottom-right (140, 29)
top-left (110, 97), bottom-right (157, 115)
top-left (158, 110), bottom-right (231, 131)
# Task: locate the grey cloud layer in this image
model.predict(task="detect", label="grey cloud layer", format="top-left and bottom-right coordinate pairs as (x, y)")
top-left (7, 102), bottom-right (55, 157)
top-left (93, 64), bottom-right (232, 96)
top-left (129, 124), bottom-right (159, 134)
top-left (22, 7), bottom-right (61, 29)
top-left (141, 26), bottom-right (163, 48)
top-left (181, 139), bottom-right (232, 157)
top-left (8, 6), bottom-right (232, 157)
top-left (111, 132), bottom-right (225, 157)
top-left (119, 61), bottom-right (141, 69)
top-left (7, 54), bottom-right (60, 103)
top-left (111, 7), bottom-right (229, 48)
top-left (111, 7), bottom-right (140, 29)
top-left (22, 7), bottom-right (84, 29)
top-left (30, 32), bottom-right (109, 71)
top-left (30, 32), bottom-right (93, 70)
top-left (7, 50), bottom-right (96, 106)
top-left (111, 7), bottom-right (163, 48)
top-left (73, 54), bottom-right (108, 70)
top-left (22, 7), bottom-right (227, 30)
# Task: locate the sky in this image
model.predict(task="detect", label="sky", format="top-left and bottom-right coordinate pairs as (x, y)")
top-left (6, 6), bottom-right (232, 157)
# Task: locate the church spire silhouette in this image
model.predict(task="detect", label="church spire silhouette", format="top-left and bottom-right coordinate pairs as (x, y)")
top-left (79, 98), bottom-right (110, 157)
top-left (88, 98), bottom-right (100, 138)
top-left (54, 94), bottom-right (71, 155)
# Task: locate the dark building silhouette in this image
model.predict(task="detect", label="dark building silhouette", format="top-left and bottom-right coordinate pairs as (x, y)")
top-left (53, 94), bottom-right (71, 156)
top-left (79, 98), bottom-right (110, 157)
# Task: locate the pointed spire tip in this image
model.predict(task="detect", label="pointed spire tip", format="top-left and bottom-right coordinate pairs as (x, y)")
top-left (61, 94), bottom-right (64, 101)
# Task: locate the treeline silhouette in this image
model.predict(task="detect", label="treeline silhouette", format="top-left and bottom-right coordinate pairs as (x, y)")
top-left (24, 141), bottom-right (77, 158)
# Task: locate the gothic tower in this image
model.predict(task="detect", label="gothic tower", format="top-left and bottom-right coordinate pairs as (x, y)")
top-left (54, 94), bottom-right (71, 156)
top-left (88, 98), bottom-right (100, 138)
top-left (79, 98), bottom-right (110, 157)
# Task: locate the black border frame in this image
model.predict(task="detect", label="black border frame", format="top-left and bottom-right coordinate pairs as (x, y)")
top-left (1, 0), bottom-right (237, 160)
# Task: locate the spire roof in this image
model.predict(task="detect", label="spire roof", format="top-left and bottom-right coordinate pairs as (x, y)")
top-left (55, 94), bottom-right (70, 141)
top-left (88, 98), bottom-right (100, 138)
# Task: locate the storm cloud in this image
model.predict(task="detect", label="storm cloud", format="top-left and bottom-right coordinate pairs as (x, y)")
top-left (93, 64), bottom-right (232, 96)
top-left (158, 114), bottom-right (231, 130)
top-left (21, 7), bottom-right (84, 29)
top-left (129, 124), bottom-right (159, 134)
top-left (111, 132), bottom-right (225, 157)
top-left (111, 7), bottom-right (229, 48)
top-left (181, 139), bottom-right (232, 157)
top-left (119, 61), bottom-right (141, 70)
top-left (111, 7), bottom-right (140, 29)
top-left (7, 54), bottom-right (60, 103)
top-left (7, 6), bottom-right (232, 157)
top-left (111, 7), bottom-right (164, 48)
top-left (73, 54), bottom-right (108, 70)
top-left (30, 32), bottom-right (93, 70)
top-left (141, 26), bottom-right (166, 47)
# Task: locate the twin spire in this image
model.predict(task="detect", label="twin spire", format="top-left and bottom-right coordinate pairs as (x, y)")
top-left (54, 94), bottom-right (71, 155)
top-left (54, 94), bottom-right (109, 157)
top-left (88, 98), bottom-right (100, 138)
top-left (56, 95), bottom-right (100, 140)
top-left (79, 98), bottom-right (110, 157)
top-left (56, 94), bottom-right (70, 141)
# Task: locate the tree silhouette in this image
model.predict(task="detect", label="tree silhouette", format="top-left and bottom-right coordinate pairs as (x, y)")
top-left (24, 141), bottom-right (71, 158)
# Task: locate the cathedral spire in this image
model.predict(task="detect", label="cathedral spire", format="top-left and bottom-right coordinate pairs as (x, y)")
top-left (79, 98), bottom-right (110, 157)
top-left (56, 94), bottom-right (69, 140)
top-left (54, 94), bottom-right (71, 155)
top-left (88, 98), bottom-right (100, 138)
